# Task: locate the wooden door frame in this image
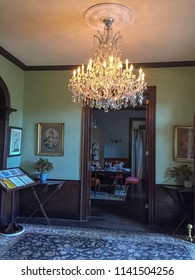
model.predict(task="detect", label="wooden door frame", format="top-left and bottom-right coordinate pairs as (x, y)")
top-left (0, 77), bottom-right (17, 225)
top-left (80, 86), bottom-right (156, 225)
top-left (0, 76), bottom-right (17, 168)
top-left (79, 106), bottom-right (92, 220)
top-left (0, 77), bottom-right (11, 169)
top-left (145, 86), bottom-right (156, 225)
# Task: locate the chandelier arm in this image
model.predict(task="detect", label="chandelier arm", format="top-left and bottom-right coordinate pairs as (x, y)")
top-left (112, 31), bottom-right (122, 42)
top-left (96, 30), bottom-right (103, 42)
top-left (93, 34), bottom-right (102, 45)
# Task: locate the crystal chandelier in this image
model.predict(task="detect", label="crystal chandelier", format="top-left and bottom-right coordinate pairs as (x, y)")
top-left (68, 3), bottom-right (147, 112)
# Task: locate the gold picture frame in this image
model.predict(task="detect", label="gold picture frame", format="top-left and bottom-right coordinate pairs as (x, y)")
top-left (174, 125), bottom-right (194, 162)
top-left (37, 123), bottom-right (64, 156)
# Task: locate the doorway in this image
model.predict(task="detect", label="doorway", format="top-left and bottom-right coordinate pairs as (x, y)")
top-left (90, 106), bottom-right (147, 227)
top-left (80, 86), bottom-right (156, 226)
top-left (0, 77), bottom-right (17, 225)
top-left (0, 76), bottom-right (13, 169)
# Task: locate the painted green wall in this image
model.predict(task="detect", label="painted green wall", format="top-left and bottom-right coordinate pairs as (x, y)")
top-left (21, 71), bottom-right (82, 180)
top-left (1, 54), bottom-right (195, 183)
top-left (0, 55), bottom-right (24, 168)
top-left (146, 67), bottom-right (195, 183)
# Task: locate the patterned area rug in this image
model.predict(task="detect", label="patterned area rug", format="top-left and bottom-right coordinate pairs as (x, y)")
top-left (0, 224), bottom-right (194, 260)
top-left (91, 185), bottom-right (127, 201)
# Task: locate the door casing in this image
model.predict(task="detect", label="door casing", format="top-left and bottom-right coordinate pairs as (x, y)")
top-left (80, 86), bottom-right (156, 225)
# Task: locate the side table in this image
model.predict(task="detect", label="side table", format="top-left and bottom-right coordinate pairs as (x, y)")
top-left (161, 184), bottom-right (194, 235)
top-left (24, 180), bottom-right (64, 225)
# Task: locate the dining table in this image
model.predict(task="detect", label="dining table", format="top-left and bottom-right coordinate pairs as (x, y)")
top-left (94, 167), bottom-right (130, 175)
top-left (92, 167), bottom-right (131, 191)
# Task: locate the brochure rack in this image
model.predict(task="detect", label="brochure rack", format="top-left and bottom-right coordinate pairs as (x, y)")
top-left (0, 167), bottom-right (36, 235)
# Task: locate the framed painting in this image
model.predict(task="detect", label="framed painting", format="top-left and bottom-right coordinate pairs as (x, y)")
top-left (174, 125), bottom-right (194, 162)
top-left (37, 123), bottom-right (64, 156)
top-left (9, 127), bottom-right (22, 156)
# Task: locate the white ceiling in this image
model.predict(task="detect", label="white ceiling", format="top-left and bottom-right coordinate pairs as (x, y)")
top-left (0, 0), bottom-right (195, 66)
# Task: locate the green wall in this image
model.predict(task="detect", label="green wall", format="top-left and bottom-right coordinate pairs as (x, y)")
top-left (146, 67), bottom-right (195, 183)
top-left (1, 54), bottom-right (195, 183)
top-left (21, 71), bottom-right (82, 180)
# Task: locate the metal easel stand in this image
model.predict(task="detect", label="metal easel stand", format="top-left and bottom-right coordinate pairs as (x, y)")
top-left (24, 182), bottom-right (63, 225)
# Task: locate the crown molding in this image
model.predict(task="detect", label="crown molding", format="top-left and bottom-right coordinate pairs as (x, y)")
top-left (25, 65), bottom-right (77, 71)
top-left (0, 46), bottom-right (27, 70)
top-left (1, 46), bottom-right (195, 71)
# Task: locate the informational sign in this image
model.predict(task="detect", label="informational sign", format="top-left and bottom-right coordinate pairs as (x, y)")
top-left (0, 168), bottom-right (35, 192)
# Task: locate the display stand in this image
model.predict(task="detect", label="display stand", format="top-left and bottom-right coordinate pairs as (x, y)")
top-left (0, 167), bottom-right (36, 235)
top-left (23, 180), bottom-right (64, 225)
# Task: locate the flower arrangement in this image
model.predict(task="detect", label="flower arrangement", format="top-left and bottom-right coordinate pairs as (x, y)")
top-left (34, 158), bottom-right (53, 174)
top-left (169, 164), bottom-right (193, 182)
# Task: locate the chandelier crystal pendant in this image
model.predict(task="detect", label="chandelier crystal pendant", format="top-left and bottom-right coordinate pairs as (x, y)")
top-left (68, 3), bottom-right (147, 112)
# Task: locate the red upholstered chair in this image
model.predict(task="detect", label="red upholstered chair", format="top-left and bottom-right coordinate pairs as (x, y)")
top-left (125, 164), bottom-right (143, 192)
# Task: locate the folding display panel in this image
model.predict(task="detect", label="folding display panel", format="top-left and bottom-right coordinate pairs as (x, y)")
top-left (0, 167), bottom-right (35, 192)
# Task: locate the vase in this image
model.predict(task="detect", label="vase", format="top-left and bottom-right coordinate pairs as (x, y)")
top-left (40, 173), bottom-right (48, 183)
top-left (184, 180), bottom-right (192, 188)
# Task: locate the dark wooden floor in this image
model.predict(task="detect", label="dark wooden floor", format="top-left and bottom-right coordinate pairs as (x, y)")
top-left (88, 183), bottom-right (149, 232)
top-left (78, 183), bottom-right (188, 234)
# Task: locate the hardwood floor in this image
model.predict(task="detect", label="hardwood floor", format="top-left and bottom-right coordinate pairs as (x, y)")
top-left (88, 182), bottom-right (150, 232)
